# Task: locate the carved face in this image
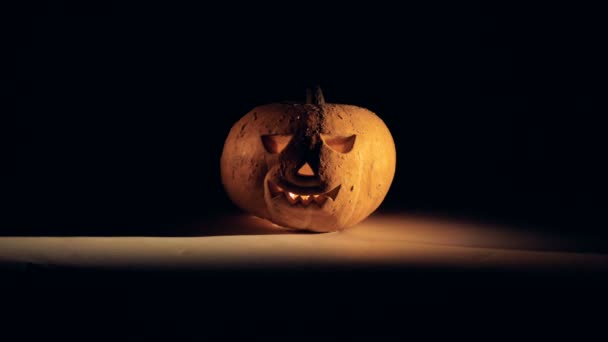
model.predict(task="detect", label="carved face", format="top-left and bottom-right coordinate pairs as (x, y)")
top-left (221, 100), bottom-right (396, 232)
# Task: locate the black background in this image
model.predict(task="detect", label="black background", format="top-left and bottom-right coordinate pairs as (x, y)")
top-left (9, 2), bottom-right (606, 237)
top-left (4, 2), bottom-right (608, 334)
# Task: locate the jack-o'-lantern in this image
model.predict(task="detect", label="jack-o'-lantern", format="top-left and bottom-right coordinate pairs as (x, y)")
top-left (220, 87), bottom-right (396, 232)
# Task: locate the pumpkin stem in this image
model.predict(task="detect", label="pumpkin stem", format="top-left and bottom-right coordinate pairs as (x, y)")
top-left (306, 85), bottom-right (325, 105)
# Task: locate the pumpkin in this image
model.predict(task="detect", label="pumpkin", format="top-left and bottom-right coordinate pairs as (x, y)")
top-left (220, 87), bottom-right (396, 232)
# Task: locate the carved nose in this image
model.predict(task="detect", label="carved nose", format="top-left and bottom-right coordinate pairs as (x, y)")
top-left (297, 163), bottom-right (315, 177)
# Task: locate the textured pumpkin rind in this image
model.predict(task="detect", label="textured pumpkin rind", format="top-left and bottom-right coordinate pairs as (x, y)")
top-left (220, 103), bottom-right (396, 232)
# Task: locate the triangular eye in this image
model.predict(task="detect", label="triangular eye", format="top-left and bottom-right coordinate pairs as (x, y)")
top-left (261, 134), bottom-right (293, 154)
top-left (321, 134), bottom-right (356, 153)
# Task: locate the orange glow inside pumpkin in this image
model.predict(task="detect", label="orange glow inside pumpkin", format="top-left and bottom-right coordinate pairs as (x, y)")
top-left (297, 163), bottom-right (315, 176)
top-left (268, 181), bottom-right (339, 207)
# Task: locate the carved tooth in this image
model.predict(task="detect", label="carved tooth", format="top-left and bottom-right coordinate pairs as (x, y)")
top-left (285, 192), bottom-right (298, 205)
top-left (313, 194), bottom-right (327, 206)
top-left (300, 195), bottom-right (313, 206)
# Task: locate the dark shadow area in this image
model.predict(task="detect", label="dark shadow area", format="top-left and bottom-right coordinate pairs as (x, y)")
top-left (2, 265), bottom-right (606, 338)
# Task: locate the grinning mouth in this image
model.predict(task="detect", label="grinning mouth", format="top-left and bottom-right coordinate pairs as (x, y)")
top-left (268, 181), bottom-right (341, 208)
